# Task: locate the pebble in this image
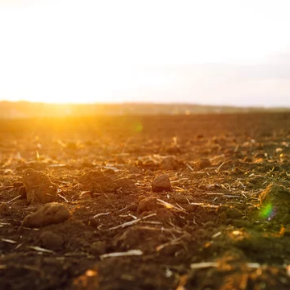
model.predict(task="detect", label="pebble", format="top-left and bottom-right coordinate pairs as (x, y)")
top-left (152, 174), bottom-right (172, 192)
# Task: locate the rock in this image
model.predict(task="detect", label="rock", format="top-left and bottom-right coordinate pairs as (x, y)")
top-left (138, 197), bottom-right (158, 213)
top-left (198, 158), bottom-right (212, 169)
top-left (22, 202), bottom-right (70, 228)
top-left (78, 171), bottom-right (116, 193)
top-left (22, 168), bottom-right (57, 204)
top-left (152, 174), bottom-right (172, 192)
top-left (115, 178), bottom-right (138, 195)
top-left (39, 231), bottom-right (64, 250)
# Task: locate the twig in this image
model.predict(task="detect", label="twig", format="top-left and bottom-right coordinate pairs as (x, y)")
top-left (190, 261), bottom-right (260, 270)
top-left (6, 195), bottom-right (22, 204)
top-left (118, 205), bottom-right (128, 212)
top-left (215, 160), bottom-right (232, 173)
top-left (204, 192), bottom-right (225, 196)
top-left (128, 213), bottom-right (137, 220)
top-left (93, 212), bottom-right (111, 218)
top-left (108, 213), bottom-right (156, 230)
top-left (0, 222), bottom-right (10, 227)
top-left (190, 262), bottom-right (218, 269)
top-left (157, 199), bottom-right (187, 212)
top-left (1, 238), bottom-right (17, 244)
top-left (136, 226), bottom-right (184, 234)
top-left (186, 164), bottom-right (194, 171)
top-left (58, 194), bottom-right (69, 203)
top-left (189, 202), bottom-right (218, 208)
top-left (14, 243), bottom-right (23, 250)
top-left (100, 249), bottom-right (142, 260)
top-left (29, 246), bottom-right (55, 254)
top-left (139, 221), bottom-right (162, 225)
top-left (212, 232), bottom-right (221, 238)
top-left (156, 235), bottom-right (186, 251)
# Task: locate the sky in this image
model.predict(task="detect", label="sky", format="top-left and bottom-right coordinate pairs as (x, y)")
top-left (0, 0), bottom-right (290, 107)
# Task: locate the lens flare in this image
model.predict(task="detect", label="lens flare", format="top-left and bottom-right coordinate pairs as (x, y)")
top-left (259, 203), bottom-right (275, 220)
top-left (134, 122), bottom-right (143, 133)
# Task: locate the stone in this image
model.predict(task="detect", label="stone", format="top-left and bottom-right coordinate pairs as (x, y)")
top-left (39, 231), bottom-right (64, 250)
top-left (78, 171), bottom-right (116, 193)
top-left (22, 168), bottom-right (57, 204)
top-left (152, 174), bottom-right (172, 192)
top-left (22, 202), bottom-right (70, 228)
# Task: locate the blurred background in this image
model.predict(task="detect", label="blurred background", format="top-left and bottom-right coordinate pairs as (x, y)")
top-left (0, 0), bottom-right (290, 116)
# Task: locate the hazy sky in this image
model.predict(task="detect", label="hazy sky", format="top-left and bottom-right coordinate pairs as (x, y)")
top-left (0, 0), bottom-right (290, 106)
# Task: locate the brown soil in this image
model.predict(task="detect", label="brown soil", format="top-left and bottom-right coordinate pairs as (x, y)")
top-left (1, 113), bottom-right (290, 289)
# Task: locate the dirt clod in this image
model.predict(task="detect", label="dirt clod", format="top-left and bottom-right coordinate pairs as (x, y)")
top-left (0, 203), bottom-right (10, 216)
top-left (138, 197), bottom-right (158, 212)
top-left (226, 207), bottom-right (244, 219)
top-left (160, 156), bottom-right (179, 170)
top-left (259, 183), bottom-right (290, 205)
top-left (152, 174), bottom-right (172, 192)
top-left (198, 158), bottom-right (212, 169)
top-left (23, 168), bottom-right (57, 204)
top-left (39, 231), bottom-right (64, 250)
top-left (259, 183), bottom-right (290, 220)
top-left (78, 170), bottom-right (116, 193)
top-left (19, 186), bottom-right (27, 199)
top-left (22, 202), bottom-right (70, 228)
top-left (115, 178), bottom-right (138, 195)
top-left (90, 241), bottom-right (107, 255)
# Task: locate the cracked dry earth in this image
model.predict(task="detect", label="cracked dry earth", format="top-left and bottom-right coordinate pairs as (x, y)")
top-left (1, 113), bottom-right (290, 289)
